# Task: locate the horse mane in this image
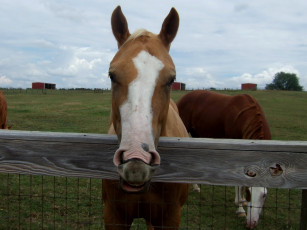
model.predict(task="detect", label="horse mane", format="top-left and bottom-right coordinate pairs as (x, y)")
top-left (241, 105), bottom-right (265, 139)
top-left (235, 94), bottom-right (270, 140)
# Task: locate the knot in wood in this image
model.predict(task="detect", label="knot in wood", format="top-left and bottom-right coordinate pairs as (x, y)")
top-left (245, 169), bottom-right (257, 177)
top-left (269, 163), bottom-right (283, 176)
top-left (244, 165), bottom-right (260, 178)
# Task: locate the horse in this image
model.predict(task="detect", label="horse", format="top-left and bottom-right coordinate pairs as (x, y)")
top-left (0, 90), bottom-right (9, 129)
top-left (102, 6), bottom-right (189, 229)
top-left (177, 90), bottom-right (271, 229)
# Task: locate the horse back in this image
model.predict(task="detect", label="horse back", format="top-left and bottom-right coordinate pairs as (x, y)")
top-left (177, 90), bottom-right (230, 138)
top-left (177, 90), bottom-right (271, 140)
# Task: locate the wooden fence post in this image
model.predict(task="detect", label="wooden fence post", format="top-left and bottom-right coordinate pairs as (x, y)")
top-left (300, 189), bottom-right (307, 230)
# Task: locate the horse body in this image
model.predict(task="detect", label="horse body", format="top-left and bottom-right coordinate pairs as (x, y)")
top-left (177, 90), bottom-right (271, 229)
top-left (0, 91), bottom-right (9, 129)
top-left (177, 90), bottom-right (271, 140)
top-left (103, 6), bottom-right (189, 229)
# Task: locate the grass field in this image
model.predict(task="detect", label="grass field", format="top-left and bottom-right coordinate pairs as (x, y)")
top-left (4, 89), bottom-right (307, 140)
top-left (1, 89), bottom-right (306, 229)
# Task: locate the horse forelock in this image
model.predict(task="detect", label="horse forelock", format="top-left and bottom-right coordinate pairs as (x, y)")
top-left (121, 29), bottom-right (154, 47)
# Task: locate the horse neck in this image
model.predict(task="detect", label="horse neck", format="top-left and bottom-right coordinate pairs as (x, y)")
top-left (161, 99), bottom-right (189, 138)
top-left (238, 105), bottom-right (271, 140)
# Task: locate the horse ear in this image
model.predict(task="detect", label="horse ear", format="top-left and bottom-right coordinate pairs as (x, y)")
top-left (111, 6), bottom-right (131, 48)
top-left (245, 187), bottom-right (251, 202)
top-left (159, 8), bottom-right (179, 50)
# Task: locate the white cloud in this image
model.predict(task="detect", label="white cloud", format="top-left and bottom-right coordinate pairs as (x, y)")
top-left (181, 67), bottom-right (222, 89)
top-left (45, 46), bottom-right (114, 88)
top-left (0, 42), bottom-right (114, 88)
top-left (225, 65), bottom-right (301, 89)
top-left (0, 75), bottom-right (12, 86)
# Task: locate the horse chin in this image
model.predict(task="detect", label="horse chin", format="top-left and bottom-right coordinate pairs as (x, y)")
top-left (117, 159), bottom-right (159, 193)
top-left (119, 177), bottom-right (150, 193)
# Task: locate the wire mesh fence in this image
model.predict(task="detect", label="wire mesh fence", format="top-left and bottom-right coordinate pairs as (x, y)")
top-left (0, 173), bottom-right (302, 229)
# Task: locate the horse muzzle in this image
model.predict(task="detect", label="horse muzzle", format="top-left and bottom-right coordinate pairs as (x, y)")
top-left (117, 159), bottom-right (159, 193)
top-left (246, 219), bottom-right (258, 229)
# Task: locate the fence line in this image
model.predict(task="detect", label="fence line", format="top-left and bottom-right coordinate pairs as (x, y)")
top-left (0, 129), bottom-right (307, 189)
top-left (1, 130), bottom-right (307, 229)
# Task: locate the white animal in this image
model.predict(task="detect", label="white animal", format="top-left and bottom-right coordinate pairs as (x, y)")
top-left (193, 185), bottom-right (267, 229)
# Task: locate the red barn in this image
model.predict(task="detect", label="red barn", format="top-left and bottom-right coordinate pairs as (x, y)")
top-left (32, 82), bottom-right (56, 90)
top-left (172, 82), bottom-right (186, 91)
top-left (241, 83), bottom-right (257, 90)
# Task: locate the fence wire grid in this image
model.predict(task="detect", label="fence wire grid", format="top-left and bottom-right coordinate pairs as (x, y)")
top-left (0, 173), bottom-right (302, 230)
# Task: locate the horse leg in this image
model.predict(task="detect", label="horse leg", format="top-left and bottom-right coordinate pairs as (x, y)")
top-left (104, 202), bottom-right (133, 230)
top-left (149, 206), bottom-right (182, 230)
top-left (236, 186), bottom-right (248, 206)
top-left (235, 186), bottom-right (246, 217)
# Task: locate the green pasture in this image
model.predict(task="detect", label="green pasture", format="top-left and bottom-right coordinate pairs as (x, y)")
top-left (4, 89), bottom-right (307, 140)
top-left (1, 89), bottom-right (306, 229)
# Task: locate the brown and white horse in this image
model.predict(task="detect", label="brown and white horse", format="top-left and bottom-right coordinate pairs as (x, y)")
top-left (103, 6), bottom-right (189, 229)
top-left (177, 90), bottom-right (271, 229)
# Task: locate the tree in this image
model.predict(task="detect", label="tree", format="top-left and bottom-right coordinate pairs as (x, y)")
top-left (265, 72), bottom-right (303, 91)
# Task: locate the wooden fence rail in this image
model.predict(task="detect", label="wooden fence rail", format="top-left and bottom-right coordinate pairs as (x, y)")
top-left (0, 130), bottom-right (306, 189)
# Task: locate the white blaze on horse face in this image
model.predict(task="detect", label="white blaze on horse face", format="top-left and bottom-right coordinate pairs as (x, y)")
top-left (117, 50), bottom-right (164, 165)
top-left (246, 187), bottom-right (267, 229)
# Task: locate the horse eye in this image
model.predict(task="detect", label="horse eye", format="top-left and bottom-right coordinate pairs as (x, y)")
top-left (109, 72), bottom-right (116, 83)
top-left (167, 76), bottom-right (176, 87)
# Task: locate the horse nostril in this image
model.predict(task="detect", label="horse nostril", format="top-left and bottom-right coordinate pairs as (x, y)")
top-left (141, 143), bottom-right (149, 152)
top-left (148, 150), bottom-right (161, 166)
top-left (114, 149), bottom-right (125, 166)
top-left (149, 151), bottom-right (157, 165)
top-left (120, 152), bottom-right (124, 164)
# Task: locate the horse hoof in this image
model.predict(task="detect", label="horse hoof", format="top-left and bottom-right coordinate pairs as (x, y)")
top-left (242, 201), bottom-right (248, 206)
top-left (237, 212), bottom-right (246, 217)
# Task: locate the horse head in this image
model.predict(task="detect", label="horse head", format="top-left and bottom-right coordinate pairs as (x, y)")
top-left (246, 187), bottom-right (268, 229)
top-left (109, 6), bottom-right (179, 192)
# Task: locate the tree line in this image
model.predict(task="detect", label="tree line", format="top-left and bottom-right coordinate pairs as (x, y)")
top-left (266, 72), bottom-right (303, 91)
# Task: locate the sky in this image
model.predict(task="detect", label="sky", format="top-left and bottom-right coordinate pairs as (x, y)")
top-left (1, 0), bottom-right (307, 90)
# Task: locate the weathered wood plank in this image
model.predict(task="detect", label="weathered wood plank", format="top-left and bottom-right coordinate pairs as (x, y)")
top-left (0, 130), bottom-right (307, 189)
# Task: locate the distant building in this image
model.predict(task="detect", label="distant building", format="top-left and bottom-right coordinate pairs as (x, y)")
top-left (32, 82), bottom-right (56, 90)
top-left (241, 83), bottom-right (257, 90)
top-left (172, 82), bottom-right (186, 91)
